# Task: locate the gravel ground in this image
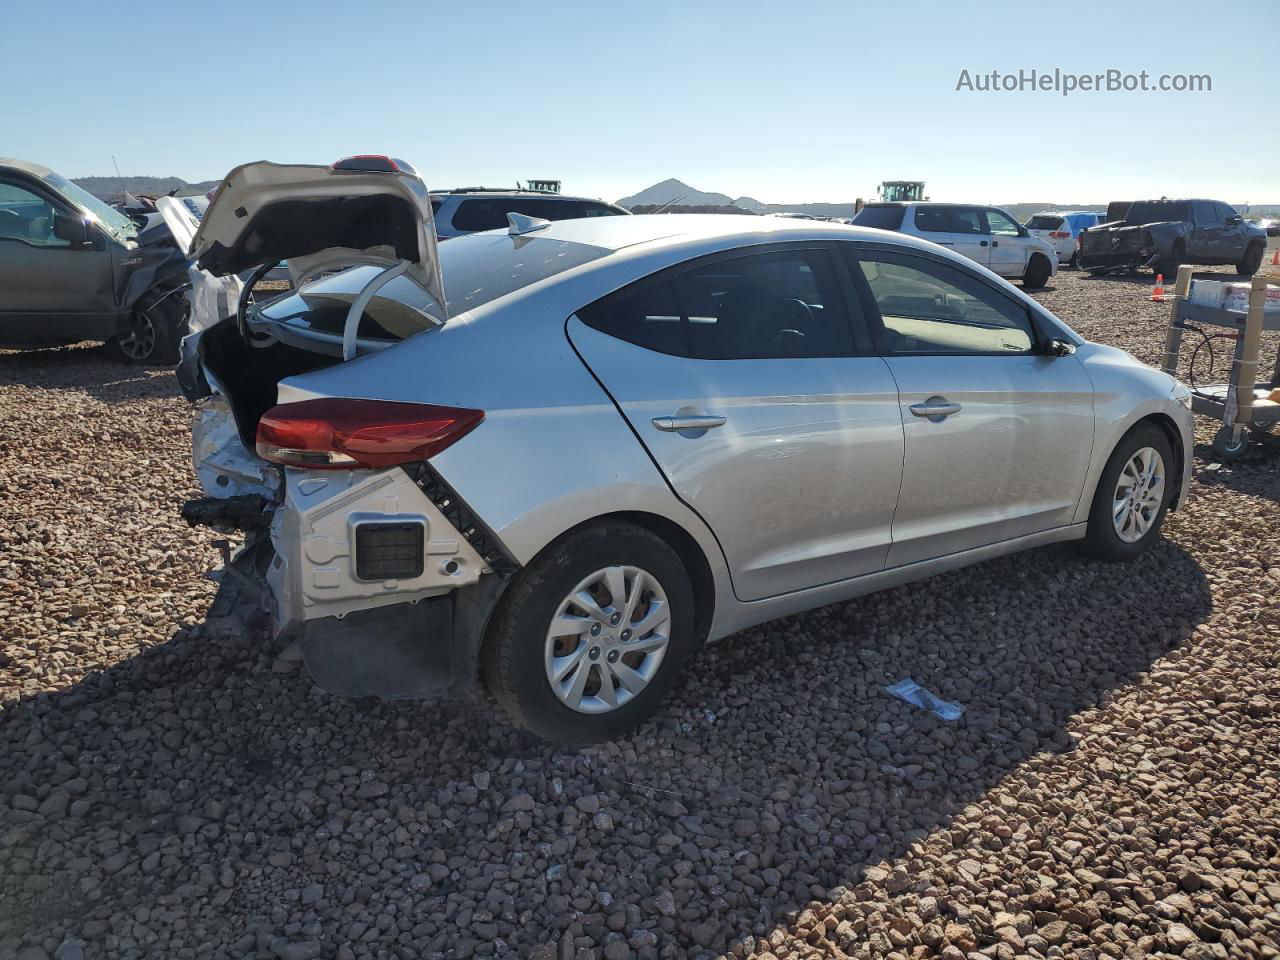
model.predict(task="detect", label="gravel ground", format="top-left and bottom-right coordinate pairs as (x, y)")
top-left (2, 253), bottom-right (1279, 960)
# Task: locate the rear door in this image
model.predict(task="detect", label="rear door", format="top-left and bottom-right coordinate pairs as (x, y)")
top-left (844, 247), bottom-right (1094, 566)
top-left (0, 177), bottom-right (117, 342)
top-left (913, 206), bottom-right (991, 267)
top-left (568, 242), bottom-right (905, 601)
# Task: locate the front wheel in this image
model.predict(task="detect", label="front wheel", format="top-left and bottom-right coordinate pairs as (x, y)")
top-left (483, 522), bottom-right (696, 743)
top-left (104, 291), bottom-right (184, 365)
top-left (1236, 242), bottom-right (1264, 276)
top-left (1083, 423), bottom-right (1174, 562)
top-left (1021, 254), bottom-right (1052, 289)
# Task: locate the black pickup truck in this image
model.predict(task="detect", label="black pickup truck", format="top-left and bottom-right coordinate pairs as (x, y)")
top-left (1078, 198), bottom-right (1266, 278)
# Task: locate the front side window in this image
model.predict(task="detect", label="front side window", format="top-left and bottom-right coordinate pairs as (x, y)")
top-left (852, 253), bottom-right (1036, 355)
top-left (0, 181), bottom-right (68, 247)
top-left (985, 209), bottom-right (1022, 236)
top-left (579, 247), bottom-right (855, 360)
top-left (1192, 201), bottom-right (1216, 225)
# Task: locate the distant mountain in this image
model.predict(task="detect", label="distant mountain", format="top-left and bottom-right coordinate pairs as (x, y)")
top-left (617, 178), bottom-right (737, 210)
top-left (73, 175), bottom-right (222, 202)
top-left (732, 196), bottom-right (766, 213)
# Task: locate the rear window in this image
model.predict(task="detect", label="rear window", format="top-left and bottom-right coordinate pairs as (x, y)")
top-left (1027, 215), bottom-right (1064, 230)
top-left (450, 196), bottom-right (624, 233)
top-left (851, 204), bottom-right (905, 230)
top-left (256, 233), bottom-right (610, 340)
top-left (1124, 201), bottom-right (1189, 224)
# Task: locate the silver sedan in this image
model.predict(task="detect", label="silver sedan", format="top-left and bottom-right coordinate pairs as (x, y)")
top-left (179, 163), bottom-right (1194, 743)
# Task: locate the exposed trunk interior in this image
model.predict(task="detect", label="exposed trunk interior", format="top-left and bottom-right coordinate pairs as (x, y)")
top-left (201, 321), bottom-right (337, 447)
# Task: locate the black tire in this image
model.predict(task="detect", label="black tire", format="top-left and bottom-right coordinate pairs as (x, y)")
top-left (1236, 241), bottom-right (1264, 276)
top-left (1155, 242), bottom-right (1183, 281)
top-left (1068, 249), bottom-right (1080, 270)
top-left (104, 290), bottom-right (184, 365)
top-left (1083, 422), bottom-right (1175, 562)
top-left (1212, 424), bottom-right (1249, 461)
top-left (483, 521), bottom-right (696, 744)
top-left (1021, 254), bottom-right (1052, 289)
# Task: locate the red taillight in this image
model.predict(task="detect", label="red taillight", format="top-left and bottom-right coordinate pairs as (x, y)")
top-left (1049, 231), bottom-right (1071, 238)
top-left (256, 399), bottom-right (484, 470)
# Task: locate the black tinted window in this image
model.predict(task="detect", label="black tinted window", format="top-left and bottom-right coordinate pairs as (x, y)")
top-left (852, 253), bottom-right (1036, 355)
top-left (577, 279), bottom-right (688, 356)
top-left (1215, 202), bottom-right (1238, 222)
top-left (914, 207), bottom-right (952, 233)
top-left (1027, 215), bottom-right (1064, 230)
top-left (451, 197), bottom-right (622, 232)
top-left (954, 207), bottom-right (987, 235)
top-left (579, 248), bottom-right (855, 360)
top-left (1125, 201), bottom-right (1189, 224)
top-left (1192, 201), bottom-right (1216, 225)
top-left (851, 205), bottom-right (905, 230)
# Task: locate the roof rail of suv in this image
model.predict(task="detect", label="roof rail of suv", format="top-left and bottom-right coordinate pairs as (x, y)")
top-left (431, 186), bottom-right (563, 196)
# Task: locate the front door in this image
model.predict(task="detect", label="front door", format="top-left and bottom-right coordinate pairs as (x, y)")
top-left (1189, 201), bottom-right (1221, 262)
top-left (983, 208), bottom-right (1028, 278)
top-left (845, 248), bottom-right (1094, 567)
top-left (568, 243), bottom-right (905, 601)
top-left (0, 178), bottom-right (116, 344)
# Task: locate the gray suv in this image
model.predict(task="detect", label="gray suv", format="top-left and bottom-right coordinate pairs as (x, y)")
top-left (430, 188), bottom-right (628, 239)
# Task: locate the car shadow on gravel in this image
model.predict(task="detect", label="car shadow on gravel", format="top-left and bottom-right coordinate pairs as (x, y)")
top-left (0, 344), bottom-right (177, 404)
top-left (0, 537), bottom-right (1213, 956)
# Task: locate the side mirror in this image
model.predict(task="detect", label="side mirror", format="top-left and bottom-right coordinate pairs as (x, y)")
top-left (52, 213), bottom-right (92, 247)
top-left (1046, 338), bottom-right (1077, 357)
top-left (1227, 215), bottom-right (1243, 226)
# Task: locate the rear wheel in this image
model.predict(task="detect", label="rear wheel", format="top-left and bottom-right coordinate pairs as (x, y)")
top-left (483, 521), bottom-right (695, 743)
top-left (1068, 249), bottom-right (1080, 269)
top-left (1237, 241), bottom-right (1264, 276)
top-left (105, 291), bottom-right (184, 365)
top-left (1083, 423), bottom-right (1174, 561)
top-left (1022, 254), bottom-right (1052, 289)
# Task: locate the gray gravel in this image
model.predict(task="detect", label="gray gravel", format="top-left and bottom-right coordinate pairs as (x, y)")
top-left (2, 257), bottom-right (1279, 960)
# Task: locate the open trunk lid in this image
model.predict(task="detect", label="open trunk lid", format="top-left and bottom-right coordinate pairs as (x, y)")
top-left (190, 157), bottom-right (444, 302)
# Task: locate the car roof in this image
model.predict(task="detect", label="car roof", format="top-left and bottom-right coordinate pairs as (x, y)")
top-left (0, 157), bottom-right (57, 180)
top-left (506, 213), bottom-right (954, 256)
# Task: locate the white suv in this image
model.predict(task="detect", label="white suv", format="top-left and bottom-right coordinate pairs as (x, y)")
top-left (430, 189), bottom-right (629, 239)
top-left (852, 202), bottom-right (1058, 288)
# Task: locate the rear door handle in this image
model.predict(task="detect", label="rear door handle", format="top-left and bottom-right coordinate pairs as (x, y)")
top-left (652, 414), bottom-right (727, 432)
top-left (909, 400), bottom-right (962, 420)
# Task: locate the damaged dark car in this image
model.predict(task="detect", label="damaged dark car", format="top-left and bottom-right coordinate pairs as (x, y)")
top-left (0, 157), bottom-right (190, 363)
top-left (1078, 198), bottom-right (1266, 278)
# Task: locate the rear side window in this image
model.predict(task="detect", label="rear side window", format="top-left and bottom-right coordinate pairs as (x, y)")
top-left (851, 204), bottom-right (905, 230)
top-left (578, 247), bottom-right (856, 360)
top-left (450, 197), bottom-right (623, 232)
top-left (851, 252), bottom-right (1036, 355)
top-left (913, 206), bottom-right (952, 233)
top-left (953, 207), bottom-right (986, 235)
top-left (1192, 201), bottom-right (1216, 225)
top-left (1027, 215), bottom-right (1064, 230)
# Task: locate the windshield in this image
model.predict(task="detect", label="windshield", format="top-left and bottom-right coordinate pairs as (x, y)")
top-left (257, 231), bottom-right (611, 341)
top-left (43, 172), bottom-right (138, 241)
top-left (1124, 201), bottom-right (1188, 225)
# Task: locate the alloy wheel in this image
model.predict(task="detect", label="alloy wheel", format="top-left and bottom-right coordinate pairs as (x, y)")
top-left (116, 310), bottom-right (157, 361)
top-left (1112, 446), bottom-right (1165, 543)
top-left (543, 565), bottom-right (671, 714)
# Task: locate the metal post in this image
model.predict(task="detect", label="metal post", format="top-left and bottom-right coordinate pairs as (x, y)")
top-left (1162, 264), bottom-right (1194, 376)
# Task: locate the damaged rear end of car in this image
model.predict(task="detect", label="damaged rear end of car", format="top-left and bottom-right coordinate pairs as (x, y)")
top-left (174, 157), bottom-right (513, 701)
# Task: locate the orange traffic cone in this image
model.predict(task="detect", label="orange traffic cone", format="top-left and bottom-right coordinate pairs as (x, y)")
top-left (1150, 274), bottom-right (1166, 302)
top-left (1271, 248), bottom-right (1279, 266)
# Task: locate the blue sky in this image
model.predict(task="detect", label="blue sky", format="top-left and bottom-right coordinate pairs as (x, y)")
top-left (4, 0), bottom-right (1277, 205)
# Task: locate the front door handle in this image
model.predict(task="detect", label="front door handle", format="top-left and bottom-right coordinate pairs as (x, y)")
top-left (979, 240), bottom-right (989, 247)
top-left (652, 414), bottom-right (727, 432)
top-left (909, 399), bottom-right (962, 421)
